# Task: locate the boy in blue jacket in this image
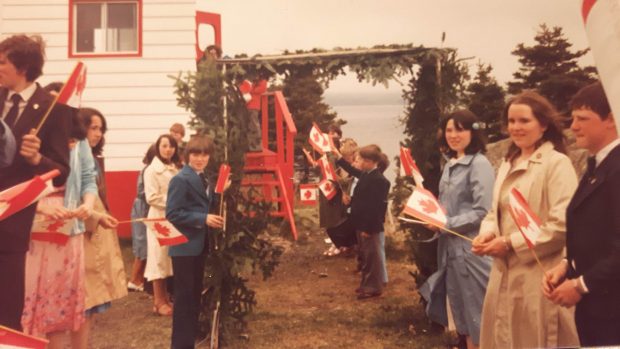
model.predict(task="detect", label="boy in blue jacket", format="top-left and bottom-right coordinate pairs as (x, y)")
top-left (166, 135), bottom-right (225, 349)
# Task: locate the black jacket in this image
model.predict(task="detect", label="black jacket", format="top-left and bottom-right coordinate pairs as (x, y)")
top-left (337, 158), bottom-right (390, 234)
top-left (566, 144), bottom-right (620, 319)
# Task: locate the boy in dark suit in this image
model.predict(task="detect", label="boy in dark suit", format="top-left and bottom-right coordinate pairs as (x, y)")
top-left (0, 34), bottom-right (71, 330)
top-left (337, 145), bottom-right (390, 299)
top-left (543, 81), bottom-right (620, 346)
top-left (166, 135), bottom-right (226, 349)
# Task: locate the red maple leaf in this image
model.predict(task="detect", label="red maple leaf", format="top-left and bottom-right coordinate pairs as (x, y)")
top-left (512, 207), bottom-right (531, 229)
top-left (323, 182), bottom-right (332, 191)
top-left (313, 131), bottom-right (320, 142)
top-left (154, 222), bottom-right (170, 237)
top-left (418, 198), bottom-right (438, 214)
top-left (304, 190), bottom-right (313, 199)
top-left (322, 137), bottom-right (328, 146)
top-left (46, 220), bottom-right (65, 232)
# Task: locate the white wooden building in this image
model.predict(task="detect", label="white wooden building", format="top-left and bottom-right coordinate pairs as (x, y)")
top-left (0, 0), bottom-right (220, 233)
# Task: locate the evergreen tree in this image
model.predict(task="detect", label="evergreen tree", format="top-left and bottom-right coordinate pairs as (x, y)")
top-left (508, 24), bottom-right (597, 114)
top-left (465, 63), bottom-right (507, 143)
top-left (282, 66), bottom-right (343, 154)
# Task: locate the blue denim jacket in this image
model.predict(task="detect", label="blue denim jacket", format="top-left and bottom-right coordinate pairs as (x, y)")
top-left (64, 139), bottom-right (98, 235)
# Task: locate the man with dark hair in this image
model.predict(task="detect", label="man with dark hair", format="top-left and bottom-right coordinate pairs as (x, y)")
top-left (0, 34), bottom-right (71, 330)
top-left (543, 81), bottom-right (620, 346)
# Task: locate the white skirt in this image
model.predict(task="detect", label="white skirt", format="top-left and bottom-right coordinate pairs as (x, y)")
top-left (144, 215), bottom-right (173, 281)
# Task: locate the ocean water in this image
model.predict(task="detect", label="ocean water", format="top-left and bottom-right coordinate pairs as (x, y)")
top-left (330, 103), bottom-right (406, 185)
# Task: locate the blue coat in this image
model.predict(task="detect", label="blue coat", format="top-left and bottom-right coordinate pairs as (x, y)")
top-left (166, 165), bottom-right (211, 257)
top-left (420, 152), bottom-right (494, 345)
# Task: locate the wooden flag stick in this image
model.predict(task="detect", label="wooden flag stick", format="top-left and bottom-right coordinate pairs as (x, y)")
top-left (34, 93), bottom-right (61, 134)
top-left (116, 218), bottom-right (146, 225)
top-left (210, 300), bottom-right (221, 349)
top-left (398, 215), bottom-right (473, 242)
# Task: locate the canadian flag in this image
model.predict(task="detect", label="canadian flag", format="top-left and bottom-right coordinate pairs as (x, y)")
top-left (317, 155), bottom-right (337, 181)
top-left (0, 325), bottom-right (48, 349)
top-left (582, 0), bottom-right (620, 135)
top-left (299, 184), bottom-right (318, 205)
top-left (31, 217), bottom-right (73, 245)
top-left (143, 218), bottom-right (189, 247)
top-left (318, 179), bottom-right (337, 200)
top-left (507, 188), bottom-right (542, 249)
top-left (0, 170), bottom-right (59, 221)
top-left (308, 123), bottom-right (331, 154)
top-left (214, 164), bottom-right (231, 194)
top-left (402, 187), bottom-right (447, 228)
top-left (56, 61), bottom-right (87, 108)
top-left (399, 147), bottom-right (424, 188)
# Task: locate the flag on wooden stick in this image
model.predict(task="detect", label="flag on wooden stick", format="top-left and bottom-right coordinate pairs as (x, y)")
top-left (31, 217), bottom-right (73, 245)
top-left (402, 187), bottom-right (447, 228)
top-left (0, 170), bottom-right (60, 221)
top-left (582, 0), bottom-right (620, 135)
top-left (143, 218), bottom-right (189, 246)
top-left (399, 147), bottom-right (424, 188)
top-left (318, 180), bottom-right (337, 200)
top-left (56, 61), bottom-right (87, 108)
top-left (317, 155), bottom-right (337, 181)
top-left (214, 164), bottom-right (231, 194)
top-left (308, 123), bottom-right (331, 154)
top-left (299, 184), bottom-right (318, 205)
top-left (0, 325), bottom-right (48, 349)
top-left (507, 188), bottom-right (543, 249)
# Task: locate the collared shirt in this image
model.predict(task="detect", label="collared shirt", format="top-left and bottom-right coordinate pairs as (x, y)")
top-left (2, 82), bottom-right (37, 124)
top-left (594, 138), bottom-right (620, 167)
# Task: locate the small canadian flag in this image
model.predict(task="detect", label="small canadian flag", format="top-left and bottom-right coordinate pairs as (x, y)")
top-left (507, 188), bottom-right (542, 249)
top-left (299, 184), bottom-right (318, 205)
top-left (0, 170), bottom-right (60, 221)
top-left (318, 179), bottom-right (337, 200)
top-left (308, 123), bottom-right (331, 154)
top-left (214, 164), bottom-right (231, 194)
top-left (0, 325), bottom-right (48, 349)
top-left (56, 61), bottom-right (87, 109)
top-left (143, 218), bottom-right (189, 247)
top-left (31, 217), bottom-right (73, 245)
top-left (402, 187), bottom-right (447, 228)
top-left (317, 155), bottom-right (337, 181)
top-left (399, 147), bottom-right (424, 188)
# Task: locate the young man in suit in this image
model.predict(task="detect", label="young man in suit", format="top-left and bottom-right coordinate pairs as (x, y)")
top-left (166, 135), bottom-right (226, 349)
top-left (543, 81), bottom-right (620, 346)
top-left (0, 35), bottom-right (71, 330)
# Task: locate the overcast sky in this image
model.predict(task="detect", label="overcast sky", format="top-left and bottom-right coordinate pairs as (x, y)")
top-left (198, 0), bottom-right (593, 94)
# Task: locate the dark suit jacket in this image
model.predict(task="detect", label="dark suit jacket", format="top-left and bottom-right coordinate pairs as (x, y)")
top-left (166, 165), bottom-right (211, 257)
top-left (0, 84), bottom-right (71, 253)
top-left (566, 144), bottom-right (620, 319)
top-left (337, 158), bottom-right (390, 234)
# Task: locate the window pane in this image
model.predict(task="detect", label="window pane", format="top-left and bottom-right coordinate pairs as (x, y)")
top-left (75, 3), bottom-right (102, 53)
top-left (107, 3), bottom-right (137, 52)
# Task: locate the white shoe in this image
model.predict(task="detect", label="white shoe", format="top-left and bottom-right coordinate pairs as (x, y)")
top-left (127, 281), bottom-right (144, 292)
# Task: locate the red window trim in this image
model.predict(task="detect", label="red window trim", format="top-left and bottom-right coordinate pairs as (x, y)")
top-left (68, 0), bottom-right (143, 58)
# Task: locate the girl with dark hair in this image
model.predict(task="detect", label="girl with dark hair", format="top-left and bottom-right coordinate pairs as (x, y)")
top-left (472, 91), bottom-right (579, 348)
top-left (144, 134), bottom-right (181, 316)
top-left (420, 109), bottom-right (495, 349)
top-left (336, 144), bottom-right (390, 299)
top-left (21, 110), bottom-right (100, 347)
top-left (78, 108), bottom-right (127, 348)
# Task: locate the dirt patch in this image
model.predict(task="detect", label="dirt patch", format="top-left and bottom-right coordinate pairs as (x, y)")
top-left (91, 208), bottom-right (449, 348)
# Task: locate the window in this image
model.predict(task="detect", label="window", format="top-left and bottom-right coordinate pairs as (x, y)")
top-left (69, 0), bottom-right (142, 57)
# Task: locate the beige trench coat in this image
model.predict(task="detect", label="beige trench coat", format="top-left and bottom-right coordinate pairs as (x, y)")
top-left (478, 142), bottom-right (579, 348)
top-left (84, 196), bottom-right (128, 310)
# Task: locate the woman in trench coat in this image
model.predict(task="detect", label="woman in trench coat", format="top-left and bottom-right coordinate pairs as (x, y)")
top-left (472, 91), bottom-right (579, 348)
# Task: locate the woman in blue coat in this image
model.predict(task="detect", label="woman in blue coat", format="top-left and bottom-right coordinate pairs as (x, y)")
top-left (419, 109), bottom-right (494, 348)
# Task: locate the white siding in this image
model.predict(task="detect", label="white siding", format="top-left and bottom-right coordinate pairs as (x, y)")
top-left (0, 0), bottom-right (197, 171)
